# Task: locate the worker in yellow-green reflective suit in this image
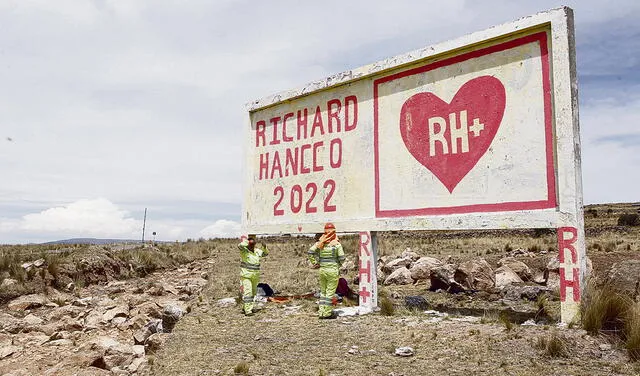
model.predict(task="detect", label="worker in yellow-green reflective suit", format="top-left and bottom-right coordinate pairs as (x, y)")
top-left (238, 236), bottom-right (268, 316)
top-left (308, 223), bottom-right (345, 319)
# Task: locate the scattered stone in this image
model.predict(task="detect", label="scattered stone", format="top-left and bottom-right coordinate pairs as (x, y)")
top-left (127, 357), bottom-right (146, 372)
top-left (503, 285), bottom-right (552, 301)
top-left (401, 248), bottom-right (420, 262)
top-left (1, 278), bottom-right (18, 288)
top-left (348, 345), bottom-right (359, 355)
top-left (384, 267), bottom-right (413, 285)
top-left (532, 270), bottom-right (547, 284)
top-left (382, 258), bottom-right (411, 275)
top-left (0, 345), bottom-right (21, 359)
top-left (133, 327), bottom-right (154, 345)
top-left (162, 304), bottom-right (184, 333)
top-left (23, 313), bottom-right (44, 326)
top-left (521, 319), bottom-right (537, 326)
top-left (495, 265), bottom-right (523, 289)
top-left (7, 294), bottom-right (46, 311)
top-left (33, 259), bottom-right (46, 268)
top-left (394, 346), bottom-right (414, 357)
top-left (409, 257), bottom-right (443, 281)
top-left (404, 296), bottom-right (429, 311)
top-left (46, 339), bottom-right (74, 346)
top-left (73, 297), bottom-right (93, 307)
top-left (200, 271), bottom-right (209, 280)
top-left (145, 333), bottom-right (169, 353)
top-left (599, 343), bottom-right (612, 351)
top-left (103, 305), bottom-right (129, 322)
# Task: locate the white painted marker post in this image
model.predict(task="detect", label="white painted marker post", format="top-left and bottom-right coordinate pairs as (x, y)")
top-left (358, 232), bottom-right (378, 313)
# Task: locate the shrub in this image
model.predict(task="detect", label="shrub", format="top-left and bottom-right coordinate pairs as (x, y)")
top-left (618, 214), bottom-right (640, 226)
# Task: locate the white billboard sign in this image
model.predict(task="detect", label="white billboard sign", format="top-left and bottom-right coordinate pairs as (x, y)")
top-left (243, 7), bottom-right (584, 323)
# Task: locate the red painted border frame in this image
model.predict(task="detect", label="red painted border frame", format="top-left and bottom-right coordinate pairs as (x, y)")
top-left (373, 31), bottom-right (557, 218)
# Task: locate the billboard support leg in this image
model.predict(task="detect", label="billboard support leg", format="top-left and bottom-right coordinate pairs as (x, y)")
top-left (358, 231), bottom-right (378, 314)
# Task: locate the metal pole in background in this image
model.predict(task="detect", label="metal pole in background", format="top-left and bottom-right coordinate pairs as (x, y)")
top-left (141, 208), bottom-right (147, 244)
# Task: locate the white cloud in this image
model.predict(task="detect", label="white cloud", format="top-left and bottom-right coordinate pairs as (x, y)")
top-left (199, 220), bottom-right (241, 239)
top-left (17, 198), bottom-right (139, 236)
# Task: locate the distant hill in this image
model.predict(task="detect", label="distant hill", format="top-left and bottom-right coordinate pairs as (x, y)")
top-left (43, 238), bottom-right (140, 245)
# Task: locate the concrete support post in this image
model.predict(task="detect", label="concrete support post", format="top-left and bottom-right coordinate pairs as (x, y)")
top-left (358, 231), bottom-right (378, 313)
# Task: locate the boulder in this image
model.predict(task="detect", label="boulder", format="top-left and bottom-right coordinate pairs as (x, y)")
top-left (401, 248), bottom-right (420, 262)
top-left (7, 294), bottom-right (46, 311)
top-left (605, 259), bottom-right (640, 298)
top-left (454, 259), bottom-right (495, 291)
top-left (430, 264), bottom-right (466, 293)
top-left (495, 265), bottom-right (523, 289)
top-left (497, 257), bottom-right (532, 281)
top-left (384, 268), bottom-right (413, 285)
top-left (409, 257), bottom-right (443, 281)
top-left (382, 258), bottom-right (411, 275)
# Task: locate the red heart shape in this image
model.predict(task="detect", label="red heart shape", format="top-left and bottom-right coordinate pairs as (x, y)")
top-left (399, 75), bottom-right (506, 193)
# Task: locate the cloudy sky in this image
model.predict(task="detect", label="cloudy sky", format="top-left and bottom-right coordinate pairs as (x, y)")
top-left (1, 1), bottom-right (639, 244)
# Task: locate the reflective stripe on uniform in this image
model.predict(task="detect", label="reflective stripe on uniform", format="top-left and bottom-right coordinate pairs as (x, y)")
top-left (243, 296), bottom-right (255, 302)
top-left (319, 257), bottom-right (338, 263)
top-left (240, 262), bottom-right (260, 270)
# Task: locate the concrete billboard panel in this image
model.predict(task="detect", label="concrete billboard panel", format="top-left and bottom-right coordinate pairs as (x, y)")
top-left (243, 6), bottom-right (584, 322)
top-left (244, 7), bottom-right (579, 234)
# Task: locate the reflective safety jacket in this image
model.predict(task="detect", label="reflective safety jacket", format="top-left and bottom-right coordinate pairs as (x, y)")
top-left (238, 240), bottom-right (268, 278)
top-left (308, 241), bottom-right (345, 271)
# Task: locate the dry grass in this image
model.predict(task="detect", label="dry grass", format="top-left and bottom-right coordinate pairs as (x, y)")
top-left (534, 330), bottom-right (570, 358)
top-left (625, 303), bottom-right (640, 361)
top-left (582, 281), bottom-right (632, 336)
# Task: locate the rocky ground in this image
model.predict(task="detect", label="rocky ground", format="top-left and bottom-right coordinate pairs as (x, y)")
top-left (1, 202), bottom-right (639, 375)
top-left (0, 256), bottom-right (211, 375)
